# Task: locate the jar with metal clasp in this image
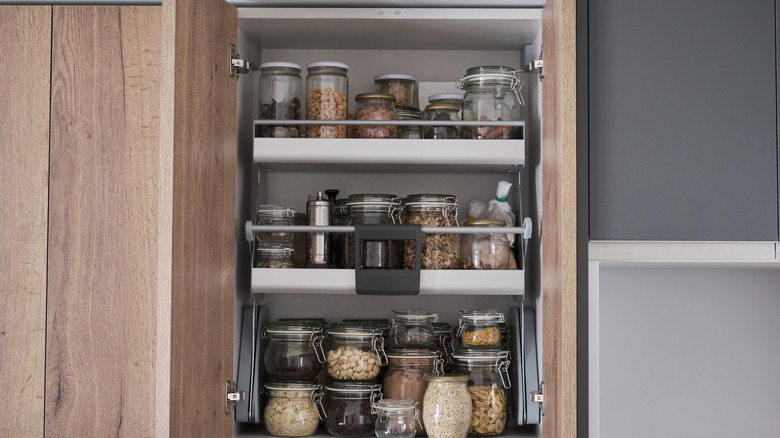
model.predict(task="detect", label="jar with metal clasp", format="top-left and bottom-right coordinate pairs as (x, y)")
top-left (383, 348), bottom-right (443, 436)
top-left (262, 322), bottom-right (327, 380)
top-left (458, 65), bottom-right (524, 140)
top-left (325, 323), bottom-right (388, 381)
top-left (342, 194), bottom-right (403, 269)
top-left (452, 349), bottom-right (512, 436)
top-left (324, 381), bottom-right (383, 437)
top-left (456, 309), bottom-right (505, 348)
top-left (402, 194), bottom-right (459, 270)
top-left (373, 398), bottom-right (419, 438)
top-left (263, 381), bottom-right (326, 437)
top-left (396, 106), bottom-right (423, 139)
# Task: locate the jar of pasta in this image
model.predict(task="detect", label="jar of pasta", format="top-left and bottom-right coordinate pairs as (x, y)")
top-left (452, 349), bottom-right (511, 436)
top-left (402, 194), bottom-right (459, 269)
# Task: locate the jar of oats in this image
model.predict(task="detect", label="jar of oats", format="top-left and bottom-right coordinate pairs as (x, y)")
top-left (422, 375), bottom-right (472, 438)
top-left (306, 61), bottom-right (349, 138)
top-left (264, 382), bottom-right (325, 437)
top-left (452, 349), bottom-right (511, 436)
top-left (352, 93), bottom-right (398, 139)
top-left (402, 194), bottom-right (459, 270)
top-left (456, 309), bottom-right (504, 348)
top-left (325, 323), bottom-right (387, 381)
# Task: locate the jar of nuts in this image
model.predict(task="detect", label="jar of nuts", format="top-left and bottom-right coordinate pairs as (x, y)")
top-left (390, 309), bottom-right (438, 348)
top-left (402, 194), bottom-right (459, 270)
top-left (264, 382), bottom-right (325, 437)
top-left (456, 309), bottom-right (505, 348)
top-left (374, 73), bottom-right (417, 108)
top-left (306, 61), bottom-right (349, 138)
top-left (352, 93), bottom-right (398, 139)
top-left (325, 323), bottom-right (388, 381)
top-left (451, 349), bottom-right (511, 436)
top-left (324, 381), bottom-right (382, 438)
top-left (262, 322), bottom-right (327, 380)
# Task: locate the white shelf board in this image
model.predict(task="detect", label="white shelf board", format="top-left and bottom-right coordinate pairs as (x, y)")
top-left (251, 268), bottom-right (525, 295)
top-left (589, 241), bottom-right (779, 266)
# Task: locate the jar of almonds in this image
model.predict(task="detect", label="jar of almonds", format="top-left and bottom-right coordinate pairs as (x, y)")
top-left (452, 349), bottom-right (511, 436)
top-left (325, 323), bottom-right (388, 381)
top-left (402, 194), bottom-right (459, 269)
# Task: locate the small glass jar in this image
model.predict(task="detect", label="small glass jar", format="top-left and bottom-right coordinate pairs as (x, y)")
top-left (383, 348), bottom-right (442, 435)
top-left (255, 242), bottom-right (294, 269)
top-left (457, 309), bottom-right (505, 348)
top-left (452, 349), bottom-right (511, 436)
top-left (458, 65), bottom-right (524, 139)
top-left (374, 73), bottom-right (417, 107)
top-left (258, 62), bottom-right (302, 138)
top-left (353, 93), bottom-right (398, 139)
top-left (264, 382), bottom-right (325, 437)
top-left (396, 106), bottom-right (423, 139)
top-left (423, 103), bottom-right (461, 139)
top-left (390, 310), bottom-right (438, 348)
top-left (431, 322), bottom-right (454, 373)
top-left (422, 375), bottom-right (473, 438)
top-left (256, 204), bottom-right (296, 243)
top-left (262, 322), bottom-right (326, 379)
top-left (306, 61), bottom-right (349, 138)
top-left (341, 194), bottom-right (403, 269)
top-left (460, 219), bottom-right (514, 270)
top-left (373, 399), bottom-right (419, 438)
top-left (402, 194), bottom-right (459, 270)
top-left (325, 323), bottom-right (388, 381)
top-left (325, 382), bottom-right (382, 437)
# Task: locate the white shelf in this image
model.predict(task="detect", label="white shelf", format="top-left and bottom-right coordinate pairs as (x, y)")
top-left (589, 241), bottom-right (779, 267)
top-left (251, 268), bottom-right (525, 295)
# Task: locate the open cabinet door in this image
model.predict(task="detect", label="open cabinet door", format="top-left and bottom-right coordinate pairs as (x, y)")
top-left (541, 0), bottom-right (578, 437)
top-left (158, 0), bottom-right (237, 436)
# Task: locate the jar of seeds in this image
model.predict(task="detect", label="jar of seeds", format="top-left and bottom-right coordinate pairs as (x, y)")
top-left (402, 194), bottom-right (459, 269)
top-left (422, 375), bottom-right (472, 438)
top-left (306, 61), bottom-right (349, 138)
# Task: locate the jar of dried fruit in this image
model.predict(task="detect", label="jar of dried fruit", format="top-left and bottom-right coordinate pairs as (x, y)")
top-left (306, 61), bottom-right (349, 138)
top-left (258, 62), bottom-right (302, 138)
top-left (352, 93), bottom-right (398, 139)
top-left (402, 194), bottom-right (459, 270)
top-left (451, 349), bottom-right (511, 436)
top-left (458, 65), bottom-right (523, 139)
top-left (325, 323), bottom-right (388, 381)
top-left (456, 309), bottom-right (504, 348)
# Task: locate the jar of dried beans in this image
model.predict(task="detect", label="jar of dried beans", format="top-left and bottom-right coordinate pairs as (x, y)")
top-left (325, 323), bottom-right (387, 381)
top-left (452, 349), bottom-right (511, 436)
top-left (402, 194), bottom-right (459, 270)
top-left (456, 309), bottom-right (504, 348)
top-left (383, 348), bottom-right (442, 435)
top-left (352, 93), bottom-right (398, 139)
top-left (324, 381), bottom-right (382, 437)
top-left (341, 194), bottom-right (403, 269)
top-left (306, 61), bottom-right (349, 138)
top-left (263, 382), bottom-right (325, 437)
top-left (458, 65), bottom-right (524, 140)
top-left (262, 322), bottom-right (326, 380)
top-left (460, 219), bottom-right (514, 270)
top-left (258, 62), bottom-right (302, 138)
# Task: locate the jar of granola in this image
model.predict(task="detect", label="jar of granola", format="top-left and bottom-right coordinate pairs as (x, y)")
top-left (352, 93), bottom-right (397, 139)
top-left (306, 61), bottom-right (349, 138)
top-left (452, 349), bottom-right (511, 436)
top-left (402, 194), bottom-right (459, 270)
top-left (456, 309), bottom-right (504, 348)
top-left (264, 382), bottom-right (325, 437)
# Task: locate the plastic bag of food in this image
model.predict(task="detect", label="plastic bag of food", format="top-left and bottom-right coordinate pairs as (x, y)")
top-left (486, 181), bottom-right (516, 246)
top-left (468, 199), bottom-right (488, 221)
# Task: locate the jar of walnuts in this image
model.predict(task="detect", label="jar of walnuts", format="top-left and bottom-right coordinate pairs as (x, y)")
top-left (402, 194), bottom-right (459, 270)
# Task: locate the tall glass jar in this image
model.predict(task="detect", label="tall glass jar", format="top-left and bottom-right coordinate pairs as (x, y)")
top-left (431, 322), bottom-right (454, 373)
top-left (341, 194), bottom-right (403, 269)
top-left (306, 61), bottom-right (349, 138)
top-left (262, 322), bottom-right (326, 379)
top-left (373, 399), bottom-right (419, 438)
top-left (422, 375), bottom-right (473, 438)
top-left (353, 93), bottom-right (398, 139)
top-left (325, 382), bottom-right (382, 437)
top-left (390, 309), bottom-right (437, 348)
top-left (325, 323), bottom-right (388, 381)
top-left (456, 309), bottom-right (505, 348)
top-left (423, 103), bottom-right (461, 139)
top-left (402, 194), bottom-right (459, 270)
top-left (264, 382), bottom-right (325, 437)
top-left (396, 106), bottom-right (423, 139)
top-left (383, 348), bottom-right (442, 435)
top-left (258, 62), bottom-right (302, 138)
top-left (459, 219), bottom-right (514, 270)
top-left (458, 65), bottom-right (523, 139)
top-left (452, 349), bottom-right (511, 436)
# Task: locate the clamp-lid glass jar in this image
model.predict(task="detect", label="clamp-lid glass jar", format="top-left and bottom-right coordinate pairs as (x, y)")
top-left (342, 194), bottom-right (403, 269)
top-left (423, 103), bottom-right (461, 139)
top-left (263, 322), bottom-right (326, 379)
top-left (325, 323), bottom-right (388, 381)
top-left (402, 194), bottom-right (459, 270)
top-left (374, 73), bottom-right (417, 107)
top-left (390, 309), bottom-right (438, 348)
top-left (460, 219), bottom-right (514, 270)
top-left (396, 106), bottom-right (423, 139)
top-left (458, 65), bottom-right (524, 140)
top-left (258, 62), bottom-right (302, 138)
top-left (431, 322), bottom-right (454, 373)
top-left (264, 382), bottom-right (325, 437)
top-left (255, 242), bottom-right (294, 269)
top-left (457, 309), bottom-right (505, 348)
top-left (373, 399), bottom-right (419, 438)
top-left (325, 381), bottom-right (382, 437)
top-left (383, 348), bottom-right (443, 435)
top-left (256, 204), bottom-right (296, 243)
top-left (353, 93), bottom-right (398, 139)
top-left (306, 61), bottom-right (349, 138)
top-left (452, 349), bottom-right (511, 436)
top-left (422, 375), bottom-right (473, 438)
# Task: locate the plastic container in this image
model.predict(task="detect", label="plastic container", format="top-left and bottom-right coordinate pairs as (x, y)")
top-left (306, 61), bottom-right (349, 138)
top-left (373, 399), bottom-right (419, 438)
top-left (324, 381), bottom-right (382, 437)
top-left (422, 375), bottom-right (472, 438)
top-left (390, 310), bottom-right (438, 348)
top-left (396, 106), bottom-right (423, 139)
top-left (383, 348), bottom-right (442, 435)
top-left (456, 309), bottom-right (505, 348)
top-left (263, 382), bottom-right (325, 437)
top-left (325, 323), bottom-right (388, 381)
top-left (258, 62), bottom-right (302, 138)
top-left (459, 219), bottom-right (513, 270)
top-left (262, 322), bottom-right (326, 379)
top-left (423, 103), bottom-right (461, 139)
top-left (341, 194), bottom-right (403, 269)
top-left (402, 194), bottom-right (459, 270)
top-left (353, 93), bottom-right (398, 139)
top-left (458, 65), bottom-right (523, 139)
top-left (374, 73), bottom-right (417, 107)
top-left (452, 349), bottom-right (511, 436)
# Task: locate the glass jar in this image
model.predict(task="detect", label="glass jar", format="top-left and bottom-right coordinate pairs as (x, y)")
top-left (427, 92), bottom-right (464, 110)
top-left (460, 219), bottom-right (514, 270)
top-left (353, 93), bottom-right (398, 139)
top-left (431, 322), bottom-right (454, 374)
top-left (422, 375), bottom-right (473, 438)
top-left (452, 349), bottom-right (511, 436)
top-left (402, 194), bottom-right (459, 270)
top-left (331, 199), bottom-right (349, 268)
top-left (373, 399), bottom-right (419, 438)
top-left (383, 348), bottom-right (442, 435)
top-left (325, 323), bottom-right (388, 381)
top-left (457, 309), bottom-right (505, 348)
top-left (255, 242), bottom-right (294, 269)
top-left (256, 204), bottom-right (296, 243)
top-left (262, 322), bottom-right (326, 379)
top-left (423, 103), bottom-right (461, 140)
top-left (325, 382), bottom-right (382, 437)
top-left (396, 106), bottom-right (423, 139)
top-left (264, 382), bottom-right (325, 437)
top-left (341, 194), bottom-right (403, 269)
top-left (306, 61), bottom-right (349, 138)
top-left (390, 310), bottom-right (438, 348)
top-left (458, 65), bottom-right (523, 139)
top-left (258, 62), bottom-right (302, 138)
top-left (374, 73), bottom-right (418, 108)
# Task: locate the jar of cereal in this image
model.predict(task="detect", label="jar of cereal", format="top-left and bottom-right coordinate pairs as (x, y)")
top-left (402, 194), bottom-right (459, 270)
top-left (306, 61), bottom-right (349, 138)
top-left (452, 349), bottom-right (511, 436)
top-left (264, 382), bottom-right (325, 437)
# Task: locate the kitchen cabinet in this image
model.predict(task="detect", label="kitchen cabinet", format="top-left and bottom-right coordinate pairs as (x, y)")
top-left (588, 0), bottom-right (778, 241)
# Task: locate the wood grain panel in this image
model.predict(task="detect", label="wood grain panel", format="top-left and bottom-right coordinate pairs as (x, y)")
top-left (47, 6), bottom-right (161, 437)
top-left (159, 0), bottom-right (236, 436)
top-left (541, 0), bottom-right (578, 437)
top-left (0, 6), bottom-right (51, 437)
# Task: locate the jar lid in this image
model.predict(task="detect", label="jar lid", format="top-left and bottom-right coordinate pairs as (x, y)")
top-left (392, 309), bottom-right (438, 322)
top-left (395, 106), bottom-right (422, 119)
top-left (346, 193), bottom-right (400, 207)
top-left (464, 219), bottom-right (507, 227)
top-left (355, 92), bottom-right (396, 102)
top-left (424, 103), bottom-right (461, 112)
top-left (307, 61), bottom-right (349, 71)
top-left (257, 204), bottom-right (296, 217)
top-left (432, 322), bottom-right (452, 335)
top-left (425, 374), bottom-right (468, 382)
top-left (452, 348), bottom-right (510, 361)
top-left (403, 194), bottom-right (457, 207)
top-left (264, 382), bottom-right (322, 392)
top-left (458, 65), bottom-right (521, 89)
top-left (325, 381), bottom-right (382, 393)
top-left (385, 348), bottom-right (437, 359)
top-left (428, 92), bottom-right (465, 103)
top-left (259, 61), bottom-right (302, 71)
top-left (278, 318), bottom-right (328, 327)
top-left (460, 309), bottom-right (505, 321)
top-left (326, 323), bottom-right (383, 337)
top-left (374, 73), bottom-right (417, 82)
top-left (373, 398), bottom-right (417, 413)
top-left (264, 322), bottom-right (325, 335)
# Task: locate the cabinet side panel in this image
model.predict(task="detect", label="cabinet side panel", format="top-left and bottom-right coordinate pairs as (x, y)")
top-left (541, 0), bottom-right (578, 437)
top-left (0, 6), bottom-right (51, 438)
top-left (47, 6), bottom-right (161, 437)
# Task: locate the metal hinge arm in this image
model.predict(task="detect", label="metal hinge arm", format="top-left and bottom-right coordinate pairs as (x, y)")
top-left (226, 380), bottom-right (246, 415)
top-left (229, 44), bottom-right (250, 78)
top-left (529, 381), bottom-right (545, 416)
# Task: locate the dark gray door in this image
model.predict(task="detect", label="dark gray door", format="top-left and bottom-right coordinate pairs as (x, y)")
top-left (589, 0), bottom-right (778, 241)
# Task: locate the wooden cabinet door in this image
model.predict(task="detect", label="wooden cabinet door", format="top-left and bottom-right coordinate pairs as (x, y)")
top-left (0, 6), bottom-right (51, 437)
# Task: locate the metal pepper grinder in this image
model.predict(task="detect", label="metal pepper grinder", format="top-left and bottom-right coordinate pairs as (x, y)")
top-left (306, 191), bottom-right (331, 267)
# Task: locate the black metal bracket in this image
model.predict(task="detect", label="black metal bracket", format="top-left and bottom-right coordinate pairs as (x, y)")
top-left (354, 224), bottom-right (421, 295)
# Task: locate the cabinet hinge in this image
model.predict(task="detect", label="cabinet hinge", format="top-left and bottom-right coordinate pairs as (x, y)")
top-left (226, 380), bottom-right (246, 415)
top-left (229, 44), bottom-right (251, 78)
top-left (528, 48), bottom-right (544, 82)
top-left (529, 381), bottom-right (545, 416)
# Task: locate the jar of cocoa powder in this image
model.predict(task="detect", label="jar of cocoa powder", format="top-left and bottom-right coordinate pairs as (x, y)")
top-left (383, 348), bottom-right (442, 435)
